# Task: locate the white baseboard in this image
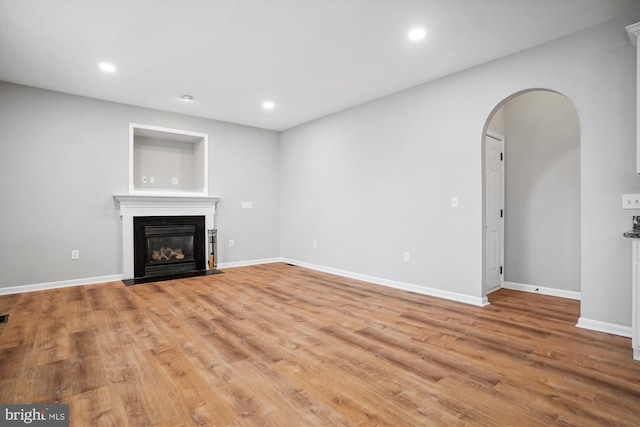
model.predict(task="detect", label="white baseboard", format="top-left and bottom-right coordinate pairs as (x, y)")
top-left (218, 257), bottom-right (282, 269)
top-left (503, 281), bottom-right (581, 300)
top-left (0, 258), bottom-right (283, 295)
top-left (282, 258), bottom-right (489, 307)
top-left (0, 258), bottom-right (497, 309)
top-left (0, 274), bottom-right (124, 296)
top-left (485, 285), bottom-right (502, 295)
top-left (576, 317), bottom-right (632, 338)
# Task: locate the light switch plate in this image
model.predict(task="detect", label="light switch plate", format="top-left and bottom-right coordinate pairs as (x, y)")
top-left (622, 194), bottom-right (640, 209)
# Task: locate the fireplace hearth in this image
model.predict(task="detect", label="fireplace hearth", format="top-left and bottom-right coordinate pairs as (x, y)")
top-left (126, 215), bottom-right (207, 284)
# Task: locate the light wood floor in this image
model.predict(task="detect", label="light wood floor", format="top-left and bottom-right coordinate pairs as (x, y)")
top-left (1, 263), bottom-right (639, 426)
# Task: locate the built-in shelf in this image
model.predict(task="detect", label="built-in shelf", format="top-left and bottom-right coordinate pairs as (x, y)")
top-left (129, 123), bottom-right (208, 196)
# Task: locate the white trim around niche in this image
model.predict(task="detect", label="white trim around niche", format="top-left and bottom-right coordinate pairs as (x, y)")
top-left (129, 123), bottom-right (209, 197)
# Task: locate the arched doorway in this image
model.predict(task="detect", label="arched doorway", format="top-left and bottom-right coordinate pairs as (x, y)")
top-left (482, 89), bottom-right (581, 300)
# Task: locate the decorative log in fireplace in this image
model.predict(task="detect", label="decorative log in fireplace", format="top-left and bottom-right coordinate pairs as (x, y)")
top-left (133, 216), bottom-right (206, 280)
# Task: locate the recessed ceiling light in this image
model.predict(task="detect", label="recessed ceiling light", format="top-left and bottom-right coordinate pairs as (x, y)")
top-left (408, 28), bottom-right (427, 41)
top-left (181, 94), bottom-right (194, 102)
top-left (262, 101), bottom-right (275, 110)
top-left (98, 62), bottom-right (116, 73)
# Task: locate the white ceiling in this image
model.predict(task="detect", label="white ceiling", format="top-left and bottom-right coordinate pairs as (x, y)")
top-left (1, 0), bottom-right (638, 131)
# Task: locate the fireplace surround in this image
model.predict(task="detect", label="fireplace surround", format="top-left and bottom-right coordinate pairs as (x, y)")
top-left (114, 195), bottom-right (219, 283)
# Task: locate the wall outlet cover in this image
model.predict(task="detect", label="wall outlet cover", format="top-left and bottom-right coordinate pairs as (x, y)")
top-left (622, 194), bottom-right (640, 209)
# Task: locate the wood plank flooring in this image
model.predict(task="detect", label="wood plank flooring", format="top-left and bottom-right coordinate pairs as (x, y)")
top-left (1, 263), bottom-right (639, 426)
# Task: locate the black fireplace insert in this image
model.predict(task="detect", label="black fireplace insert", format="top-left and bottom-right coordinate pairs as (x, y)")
top-left (132, 216), bottom-right (206, 281)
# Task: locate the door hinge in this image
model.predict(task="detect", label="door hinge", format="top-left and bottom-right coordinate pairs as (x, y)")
top-left (500, 209), bottom-right (503, 218)
top-left (500, 266), bottom-right (503, 275)
top-left (500, 152), bottom-right (503, 161)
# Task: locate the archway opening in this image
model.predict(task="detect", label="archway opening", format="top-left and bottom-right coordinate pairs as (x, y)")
top-left (482, 89), bottom-right (581, 301)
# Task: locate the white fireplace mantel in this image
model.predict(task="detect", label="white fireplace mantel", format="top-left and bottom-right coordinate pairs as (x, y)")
top-left (114, 195), bottom-right (220, 279)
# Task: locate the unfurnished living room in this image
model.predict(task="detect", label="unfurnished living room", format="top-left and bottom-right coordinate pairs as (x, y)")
top-left (1, 0), bottom-right (640, 426)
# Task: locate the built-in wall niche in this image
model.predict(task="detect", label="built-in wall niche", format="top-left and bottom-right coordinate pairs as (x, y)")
top-left (129, 123), bottom-right (208, 196)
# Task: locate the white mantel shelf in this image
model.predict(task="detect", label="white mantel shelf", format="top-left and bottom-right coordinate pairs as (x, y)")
top-left (114, 194), bottom-right (220, 207)
top-left (114, 194), bottom-right (220, 279)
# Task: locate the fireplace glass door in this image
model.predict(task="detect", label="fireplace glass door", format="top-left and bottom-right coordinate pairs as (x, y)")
top-left (134, 216), bottom-right (205, 278)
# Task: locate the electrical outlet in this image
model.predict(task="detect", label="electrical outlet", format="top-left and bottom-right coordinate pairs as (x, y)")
top-left (403, 252), bottom-right (410, 263)
top-left (312, 240), bottom-right (317, 248)
top-left (242, 201), bottom-right (253, 209)
top-left (229, 240), bottom-right (234, 248)
top-left (451, 196), bottom-right (459, 208)
top-left (149, 176), bottom-right (155, 184)
top-left (71, 250), bottom-right (79, 260)
top-left (622, 194), bottom-right (640, 209)
top-left (172, 177), bottom-right (178, 185)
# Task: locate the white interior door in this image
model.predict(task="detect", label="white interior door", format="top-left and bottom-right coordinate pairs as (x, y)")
top-left (485, 131), bottom-right (504, 294)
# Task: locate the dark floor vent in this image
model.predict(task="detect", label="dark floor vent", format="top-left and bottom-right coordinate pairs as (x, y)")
top-left (0, 314), bottom-right (8, 324)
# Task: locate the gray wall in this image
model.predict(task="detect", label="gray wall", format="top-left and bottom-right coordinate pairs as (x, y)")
top-left (503, 91), bottom-right (581, 292)
top-left (2, 14), bottom-right (640, 330)
top-left (280, 15), bottom-right (640, 327)
top-left (0, 82), bottom-right (280, 287)
top-left (133, 136), bottom-right (199, 191)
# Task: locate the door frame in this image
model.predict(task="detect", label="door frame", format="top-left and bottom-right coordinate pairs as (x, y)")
top-left (484, 129), bottom-right (505, 295)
